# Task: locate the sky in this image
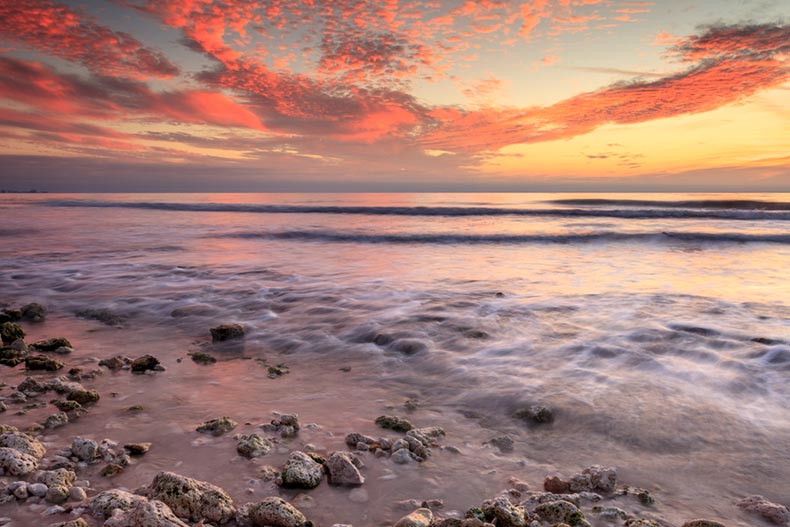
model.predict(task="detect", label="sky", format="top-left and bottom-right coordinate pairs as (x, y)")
top-left (0, 0), bottom-right (788, 191)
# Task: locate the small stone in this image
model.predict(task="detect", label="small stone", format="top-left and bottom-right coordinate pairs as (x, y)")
top-left (197, 416), bottom-right (238, 436)
top-left (46, 485), bottom-right (70, 504)
top-left (124, 442), bottom-right (151, 456)
top-left (29, 482), bottom-right (48, 497)
top-left (11, 482), bottom-right (28, 499)
top-left (100, 464), bottom-right (124, 477)
top-left (394, 507), bottom-right (433, 527)
top-left (131, 354), bottom-right (160, 373)
top-left (210, 324), bottom-right (244, 342)
top-left (375, 415), bottom-right (413, 432)
top-left (191, 352), bottom-right (217, 364)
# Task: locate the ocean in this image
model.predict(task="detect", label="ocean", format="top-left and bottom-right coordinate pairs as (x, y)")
top-left (1, 192), bottom-right (788, 526)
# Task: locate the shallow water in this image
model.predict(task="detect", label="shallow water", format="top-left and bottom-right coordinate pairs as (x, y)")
top-left (1, 192), bottom-right (789, 526)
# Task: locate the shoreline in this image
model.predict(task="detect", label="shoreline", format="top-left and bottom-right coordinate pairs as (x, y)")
top-left (1, 303), bottom-right (788, 527)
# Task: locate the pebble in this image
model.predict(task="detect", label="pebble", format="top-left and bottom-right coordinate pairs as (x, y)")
top-left (69, 486), bottom-right (87, 501)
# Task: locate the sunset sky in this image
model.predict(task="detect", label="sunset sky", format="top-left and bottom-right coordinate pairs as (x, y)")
top-left (0, 0), bottom-right (788, 191)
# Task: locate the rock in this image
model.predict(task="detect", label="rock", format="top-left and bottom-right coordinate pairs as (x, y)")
top-left (148, 471), bottom-right (236, 524)
top-left (247, 497), bottom-right (309, 527)
top-left (481, 497), bottom-right (527, 527)
top-left (433, 520), bottom-right (487, 527)
top-left (0, 322), bottom-right (24, 344)
top-left (49, 519), bottom-right (90, 527)
top-left (18, 375), bottom-right (49, 393)
top-left (54, 400), bottom-right (83, 412)
top-left (124, 442), bottom-right (152, 456)
top-left (191, 352), bottom-right (217, 364)
top-left (90, 489), bottom-right (147, 518)
top-left (0, 431), bottom-right (46, 458)
top-left (394, 508), bottom-right (433, 527)
top-left (69, 486), bottom-right (87, 501)
top-left (21, 303), bottom-right (46, 322)
top-left (345, 433), bottom-right (376, 447)
top-left (101, 464), bottom-right (124, 477)
top-left (568, 466), bottom-right (617, 493)
top-left (625, 521), bottom-right (661, 527)
top-left (544, 476), bottom-right (571, 494)
top-left (76, 308), bottom-right (125, 327)
top-left (0, 307), bottom-right (22, 322)
top-left (131, 354), bottom-right (160, 373)
top-left (0, 446), bottom-right (38, 476)
top-left (681, 521), bottom-right (726, 527)
top-left (31, 338), bottom-right (72, 352)
top-left (375, 415), bottom-right (413, 432)
top-left (534, 500), bottom-right (584, 524)
top-left (391, 448), bottom-right (417, 464)
top-left (36, 468), bottom-right (76, 488)
top-left (71, 438), bottom-right (99, 461)
top-left (197, 416), bottom-right (238, 436)
top-left (280, 451), bottom-right (323, 489)
top-left (515, 405), bottom-right (554, 424)
top-left (211, 324), bottom-right (244, 342)
top-left (0, 345), bottom-right (26, 367)
top-left (46, 485), bottom-right (70, 504)
top-left (10, 481), bottom-right (28, 499)
top-left (737, 496), bottom-right (789, 525)
top-left (488, 436), bottom-right (514, 453)
top-left (104, 499), bottom-right (190, 527)
top-left (44, 412), bottom-right (69, 429)
top-left (28, 482), bottom-right (48, 497)
top-left (99, 356), bottom-right (128, 370)
top-left (325, 451), bottom-right (365, 486)
top-left (237, 434), bottom-right (273, 458)
top-left (25, 354), bottom-right (64, 371)
top-left (67, 388), bottom-right (100, 405)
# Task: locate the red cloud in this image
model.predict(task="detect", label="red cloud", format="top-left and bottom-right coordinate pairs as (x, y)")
top-left (0, 0), bottom-right (178, 79)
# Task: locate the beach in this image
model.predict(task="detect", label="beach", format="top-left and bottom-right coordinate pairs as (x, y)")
top-left (1, 192), bottom-right (789, 527)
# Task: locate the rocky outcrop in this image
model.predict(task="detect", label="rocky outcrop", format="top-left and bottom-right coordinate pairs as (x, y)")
top-left (148, 471), bottom-right (236, 524)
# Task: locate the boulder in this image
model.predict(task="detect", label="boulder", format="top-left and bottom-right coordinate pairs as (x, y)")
top-left (280, 451), bottom-right (323, 489)
top-left (148, 471), bottom-right (236, 524)
top-left (0, 446), bottom-right (38, 476)
top-left (246, 497), bottom-right (309, 527)
top-left (325, 451), bottom-right (365, 486)
top-left (104, 499), bottom-right (190, 527)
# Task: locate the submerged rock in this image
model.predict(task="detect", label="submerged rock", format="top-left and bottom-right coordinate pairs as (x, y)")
top-left (487, 435), bottom-right (514, 453)
top-left (197, 416), bottom-right (238, 436)
top-left (30, 337), bottom-right (72, 352)
top-left (25, 354), bottom-right (64, 371)
top-left (237, 434), bottom-right (273, 458)
top-left (280, 451), bottom-right (323, 489)
top-left (211, 324), bottom-right (245, 342)
top-left (104, 499), bottom-right (190, 527)
top-left (0, 322), bottom-right (24, 344)
top-left (0, 448), bottom-right (37, 476)
top-left (21, 303), bottom-right (46, 322)
top-left (514, 405), bottom-right (554, 424)
top-left (148, 471), bottom-right (236, 524)
top-left (246, 497), bottom-right (309, 527)
top-left (99, 356), bottom-right (129, 370)
top-left (375, 415), bottom-right (413, 432)
top-left (131, 354), bottom-right (161, 373)
top-left (0, 431), bottom-right (46, 458)
top-left (325, 451), bottom-right (365, 486)
top-left (394, 508), bottom-right (433, 527)
top-left (737, 495), bottom-right (789, 525)
top-left (191, 352), bottom-right (217, 364)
